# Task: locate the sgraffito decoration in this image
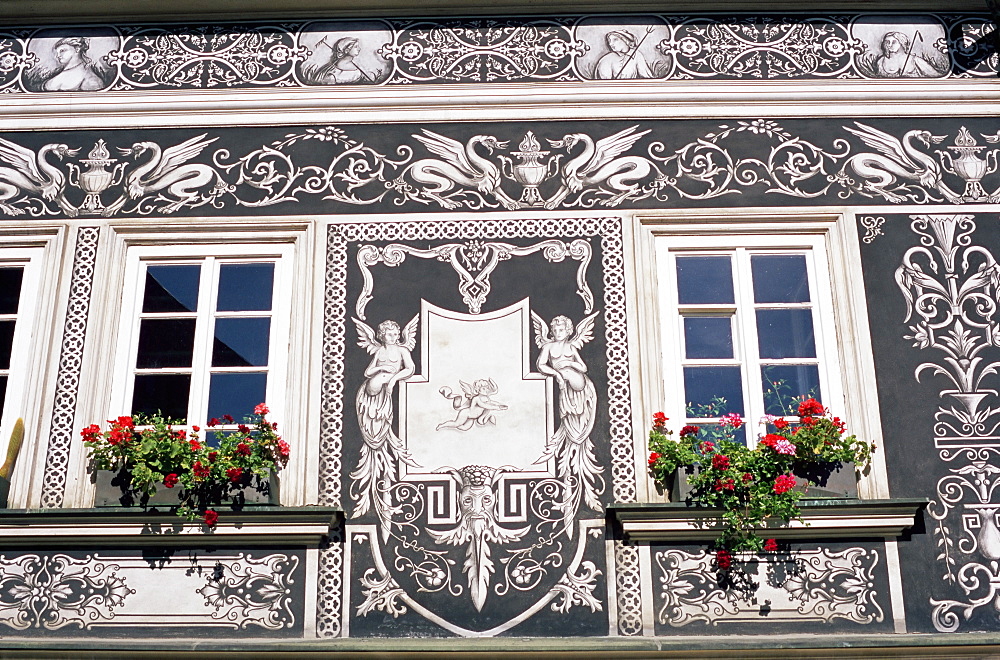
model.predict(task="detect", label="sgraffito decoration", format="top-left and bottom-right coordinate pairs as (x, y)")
top-left (892, 214), bottom-right (1000, 632)
top-left (654, 548), bottom-right (884, 628)
top-left (0, 14), bottom-right (993, 93)
top-left (329, 217), bottom-right (632, 637)
top-left (5, 121), bottom-right (1000, 220)
top-left (0, 551), bottom-right (302, 634)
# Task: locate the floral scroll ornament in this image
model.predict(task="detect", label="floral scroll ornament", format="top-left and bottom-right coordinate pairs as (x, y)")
top-left (0, 554), bottom-right (133, 630)
top-left (893, 214), bottom-right (1000, 631)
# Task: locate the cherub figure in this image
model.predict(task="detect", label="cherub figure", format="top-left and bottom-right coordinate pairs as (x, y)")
top-left (531, 311), bottom-right (605, 538)
top-left (350, 315), bottom-right (420, 541)
top-left (436, 378), bottom-right (509, 431)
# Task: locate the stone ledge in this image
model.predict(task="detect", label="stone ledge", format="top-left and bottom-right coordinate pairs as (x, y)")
top-left (608, 498), bottom-right (927, 542)
top-left (0, 632), bottom-right (999, 657)
top-left (0, 506), bottom-right (341, 547)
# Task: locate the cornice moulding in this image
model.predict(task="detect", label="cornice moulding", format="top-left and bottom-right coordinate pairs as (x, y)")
top-left (0, 506), bottom-right (342, 547)
top-left (0, 1), bottom-right (992, 25)
top-left (1, 82), bottom-right (1000, 131)
top-left (609, 498), bottom-right (928, 542)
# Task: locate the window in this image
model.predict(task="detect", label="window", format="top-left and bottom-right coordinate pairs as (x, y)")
top-left (0, 248), bottom-right (43, 435)
top-left (111, 244), bottom-right (293, 429)
top-left (656, 234), bottom-right (842, 446)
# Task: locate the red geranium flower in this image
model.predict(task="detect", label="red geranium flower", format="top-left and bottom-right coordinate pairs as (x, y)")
top-left (763, 538), bottom-right (779, 552)
top-left (760, 433), bottom-right (782, 449)
top-left (189, 439), bottom-right (201, 452)
top-left (236, 443), bottom-right (251, 457)
top-left (773, 418), bottom-right (789, 430)
top-left (208, 418), bottom-right (220, 427)
top-left (742, 473), bottom-right (753, 483)
top-left (679, 425), bottom-right (700, 437)
top-left (203, 509), bottom-right (219, 527)
top-left (193, 461), bottom-right (210, 479)
top-left (716, 550), bottom-right (732, 571)
top-left (797, 398), bottom-right (824, 417)
top-left (223, 414), bottom-right (234, 424)
top-left (237, 424), bottom-right (250, 434)
top-left (192, 425), bottom-right (201, 432)
top-left (208, 451), bottom-right (218, 463)
top-left (81, 424), bottom-right (101, 442)
top-left (163, 473), bottom-right (179, 488)
top-left (699, 441), bottom-right (715, 453)
top-left (254, 403), bottom-right (269, 416)
top-left (652, 412), bottom-right (668, 428)
top-left (773, 474), bottom-right (797, 494)
top-left (711, 454), bottom-right (730, 470)
top-left (226, 467), bottom-right (244, 483)
top-left (648, 452), bottom-right (661, 467)
top-left (277, 439), bottom-right (290, 458)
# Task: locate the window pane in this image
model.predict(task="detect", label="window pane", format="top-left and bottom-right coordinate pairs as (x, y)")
top-left (756, 309), bottom-right (816, 359)
top-left (683, 366), bottom-right (744, 417)
top-left (132, 374), bottom-right (190, 420)
top-left (136, 319), bottom-right (196, 368)
top-left (751, 255), bottom-right (810, 304)
top-left (0, 320), bottom-right (14, 370)
top-left (0, 267), bottom-right (23, 315)
top-left (212, 318), bottom-right (271, 367)
top-left (761, 365), bottom-right (822, 416)
top-left (676, 256), bottom-right (734, 305)
top-left (207, 372), bottom-right (267, 420)
top-left (684, 317), bottom-right (734, 359)
top-left (217, 264), bottom-right (274, 312)
top-left (143, 265), bottom-right (201, 313)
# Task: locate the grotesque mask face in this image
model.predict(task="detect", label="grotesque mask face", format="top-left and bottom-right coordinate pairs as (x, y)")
top-left (458, 484), bottom-right (495, 522)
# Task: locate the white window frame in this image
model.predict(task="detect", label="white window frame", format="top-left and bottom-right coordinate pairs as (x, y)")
top-left (68, 222), bottom-right (316, 509)
top-left (0, 247), bottom-right (46, 439)
top-left (633, 213), bottom-right (889, 501)
top-left (110, 244), bottom-right (294, 430)
top-left (656, 236), bottom-right (842, 445)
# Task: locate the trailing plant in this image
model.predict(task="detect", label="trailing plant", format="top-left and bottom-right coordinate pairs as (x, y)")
top-left (647, 399), bottom-right (875, 555)
top-left (81, 403), bottom-right (289, 526)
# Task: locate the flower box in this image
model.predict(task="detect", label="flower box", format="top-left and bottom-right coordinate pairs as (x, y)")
top-left (94, 468), bottom-right (279, 508)
top-left (668, 462), bottom-right (857, 502)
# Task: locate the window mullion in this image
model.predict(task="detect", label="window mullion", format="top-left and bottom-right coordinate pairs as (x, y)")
top-left (735, 248), bottom-right (763, 444)
top-left (188, 256), bottom-right (218, 427)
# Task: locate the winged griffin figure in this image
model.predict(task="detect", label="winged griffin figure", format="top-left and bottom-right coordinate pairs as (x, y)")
top-left (351, 315), bottom-right (421, 542)
top-left (0, 137), bottom-right (79, 217)
top-left (405, 130), bottom-right (521, 210)
top-left (429, 465), bottom-right (527, 611)
top-left (102, 134), bottom-right (222, 216)
top-left (531, 311), bottom-right (605, 538)
top-left (544, 125), bottom-right (653, 209)
top-left (839, 122), bottom-right (962, 204)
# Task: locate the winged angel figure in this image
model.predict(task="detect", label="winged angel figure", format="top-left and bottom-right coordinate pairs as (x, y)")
top-left (0, 137), bottom-right (79, 217)
top-left (405, 130), bottom-right (521, 210)
top-left (351, 315), bottom-right (420, 541)
top-left (531, 311), bottom-right (604, 538)
top-left (839, 122), bottom-right (961, 204)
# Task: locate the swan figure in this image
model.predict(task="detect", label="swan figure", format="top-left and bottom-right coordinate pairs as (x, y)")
top-left (102, 134), bottom-right (220, 216)
top-left (544, 125), bottom-right (652, 209)
top-left (840, 122), bottom-right (961, 204)
top-left (407, 130), bottom-right (520, 210)
top-left (0, 138), bottom-right (79, 217)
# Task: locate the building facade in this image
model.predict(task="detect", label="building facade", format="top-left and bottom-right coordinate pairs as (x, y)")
top-left (0, 2), bottom-right (999, 655)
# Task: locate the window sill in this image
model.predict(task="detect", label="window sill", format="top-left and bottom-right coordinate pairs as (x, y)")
top-left (608, 499), bottom-right (927, 543)
top-left (0, 506), bottom-right (341, 547)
